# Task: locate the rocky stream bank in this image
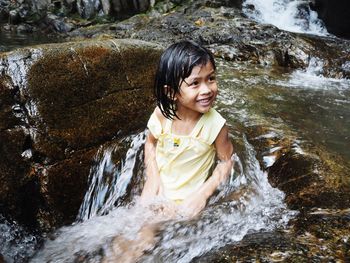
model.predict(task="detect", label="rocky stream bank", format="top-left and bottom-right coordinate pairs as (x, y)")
top-left (0, 0), bottom-right (350, 262)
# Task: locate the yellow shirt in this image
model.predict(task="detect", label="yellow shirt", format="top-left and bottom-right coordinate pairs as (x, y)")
top-left (147, 108), bottom-right (226, 201)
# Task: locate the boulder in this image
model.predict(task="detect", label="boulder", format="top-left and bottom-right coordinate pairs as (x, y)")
top-left (311, 0), bottom-right (350, 39)
top-left (0, 38), bottom-right (162, 229)
top-left (268, 149), bottom-right (350, 211)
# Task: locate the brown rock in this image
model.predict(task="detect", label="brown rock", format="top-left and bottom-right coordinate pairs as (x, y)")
top-left (0, 38), bottom-right (162, 229)
top-left (268, 149), bottom-right (350, 210)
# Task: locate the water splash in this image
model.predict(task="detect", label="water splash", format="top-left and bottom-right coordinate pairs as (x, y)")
top-left (278, 57), bottom-right (350, 90)
top-left (0, 215), bottom-right (40, 263)
top-left (243, 0), bottom-right (328, 36)
top-left (32, 134), bottom-right (296, 263)
top-left (138, 136), bottom-right (295, 262)
top-left (77, 132), bottom-right (146, 221)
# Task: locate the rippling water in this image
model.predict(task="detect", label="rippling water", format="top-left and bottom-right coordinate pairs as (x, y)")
top-left (217, 59), bottom-right (350, 161)
top-left (0, 215), bottom-right (40, 262)
top-left (0, 28), bottom-right (60, 52)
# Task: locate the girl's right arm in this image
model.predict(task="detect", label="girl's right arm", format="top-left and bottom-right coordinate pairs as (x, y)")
top-left (140, 131), bottom-right (162, 204)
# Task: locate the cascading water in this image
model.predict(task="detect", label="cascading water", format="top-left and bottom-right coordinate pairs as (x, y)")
top-left (279, 57), bottom-right (350, 90)
top-left (242, 0), bottom-right (328, 35)
top-left (31, 133), bottom-right (296, 262)
top-left (77, 132), bottom-right (146, 221)
top-left (140, 136), bottom-right (295, 262)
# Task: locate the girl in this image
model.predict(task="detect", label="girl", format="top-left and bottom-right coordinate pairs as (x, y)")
top-left (140, 40), bottom-right (234, 217)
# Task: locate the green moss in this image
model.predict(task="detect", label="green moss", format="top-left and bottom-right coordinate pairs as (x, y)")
top-left (27, 40), bottom-right (160, 158)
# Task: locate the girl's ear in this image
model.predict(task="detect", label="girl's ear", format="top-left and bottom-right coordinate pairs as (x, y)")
top-left (164, 85), bottom-right (177, 101)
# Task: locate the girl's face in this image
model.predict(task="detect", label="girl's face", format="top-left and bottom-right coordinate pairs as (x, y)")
top-left (175, 61), bottom-right (217, 116)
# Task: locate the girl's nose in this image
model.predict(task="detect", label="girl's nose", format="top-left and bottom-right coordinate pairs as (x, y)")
top-left (199, 82), bottom-right (211, 94)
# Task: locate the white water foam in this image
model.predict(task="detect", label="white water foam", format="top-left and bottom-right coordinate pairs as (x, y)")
top-left (243, 0), bottom-right (328, 36)
top-left (32, 135), bottom-right (296, 263)
top-left (0, 215), bottom-right (39, 263)
top-left (277, 57), bottom-right (350, 90)
top-left (140, 136), bottom-right (295, 262)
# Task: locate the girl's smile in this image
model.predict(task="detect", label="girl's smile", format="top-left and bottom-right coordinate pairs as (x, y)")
top-left (176, 61), bottom-right (218, 119)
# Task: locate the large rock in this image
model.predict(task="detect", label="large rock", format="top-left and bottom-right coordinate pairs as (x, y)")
top-left (0, 38), bottom-right (162, 229)
top-left (268, 149), bottom-right (350, 211)
top-left (311, 0), bottom-right (350, 39)
top-left (241, 122), bottom-right (350, 212)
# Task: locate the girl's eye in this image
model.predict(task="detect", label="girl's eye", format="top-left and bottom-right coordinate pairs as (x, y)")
top-left (208, 75), bottom-right (216, 82)
top-left (190, 81), bottom-right (200, 87)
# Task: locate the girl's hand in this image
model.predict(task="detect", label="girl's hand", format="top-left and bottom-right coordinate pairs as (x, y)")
top-left (178, 194), bottom-right (206, 218)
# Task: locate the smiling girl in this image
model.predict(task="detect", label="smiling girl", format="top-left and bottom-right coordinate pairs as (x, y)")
top-left (140, 40), bottom-right (234, 217)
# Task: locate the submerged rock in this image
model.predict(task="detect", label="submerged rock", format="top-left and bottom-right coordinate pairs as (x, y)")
top-left (195, 208), bottom-right (350, 262)
top-left (0, 38), bottom-right (162, 229)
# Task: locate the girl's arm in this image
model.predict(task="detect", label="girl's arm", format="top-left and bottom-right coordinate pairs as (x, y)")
top-left (178, 125), bottom-right (234, 217)
top-left (140, 132), bottom-right (162, 204)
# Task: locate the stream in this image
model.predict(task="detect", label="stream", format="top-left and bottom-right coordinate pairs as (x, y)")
top-left (1, 0), bottom-right (349, 262)
top-left (1, 51), bottom-right (349, 262)
top-left (30, 56), bottom-right (349, 262)
top-left (31, 130), bottom-right (295, 262)
top-left (0, 28), bottom-right (60, 53)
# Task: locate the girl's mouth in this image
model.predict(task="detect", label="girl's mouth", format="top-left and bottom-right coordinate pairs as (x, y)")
top-left (197, 97), bottom-right (212, 107)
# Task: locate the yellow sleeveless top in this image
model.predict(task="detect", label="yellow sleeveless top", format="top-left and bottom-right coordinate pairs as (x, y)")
top-left (147, 108), bottom-right (226, 201)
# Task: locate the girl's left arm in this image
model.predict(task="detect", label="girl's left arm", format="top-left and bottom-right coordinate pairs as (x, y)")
top-left (178, 125), bottom-right (234, 217)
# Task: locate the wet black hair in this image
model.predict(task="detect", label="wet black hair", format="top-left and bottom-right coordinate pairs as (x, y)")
top-left (154, 40), bottom-right (216, 120)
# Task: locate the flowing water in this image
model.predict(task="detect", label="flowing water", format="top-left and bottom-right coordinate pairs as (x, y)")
top-left (3, 56), bottom-right (349, 261)
top-left (0, 215), bottom-right (40, 262)
top-left (242, 0), bottom-right (328, 36)
top-left (2, 2), bottom-right (350, 261)
top-left (217, 59), bottom-right (350, 161)
top-left (31, 130), bottom-right (295, 262)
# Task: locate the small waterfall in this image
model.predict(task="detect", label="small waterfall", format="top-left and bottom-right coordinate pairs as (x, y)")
top-left (77, 132), bottom-right (146, 221)
top-left (242, 0), bottom-right (328, 35)
top-left (276, 57), bottom-right (350, 90)
top-left (31, 134), bottom-right (296, 263)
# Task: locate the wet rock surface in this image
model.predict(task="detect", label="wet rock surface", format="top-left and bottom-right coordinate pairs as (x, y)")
top-left (0, 0), bottom-right (349, 262)
top-left (0, 38), bottom-right (161, 229)
top-left (194, 208), bottom-right (350, 262)
top-left (192, 110), bottom-right (349, 263)
top-left (65, 0), bottom-right (350, 79)
top-left (269, 149), bottom-right (350, 211)
top-left (194, 141), bottom-right (350, 262)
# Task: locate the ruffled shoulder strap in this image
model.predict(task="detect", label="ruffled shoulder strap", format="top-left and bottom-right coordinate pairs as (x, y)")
top-left (147, 111), bottom-right (163, 139)
top-left (191, 108), bottom-right (226, 145)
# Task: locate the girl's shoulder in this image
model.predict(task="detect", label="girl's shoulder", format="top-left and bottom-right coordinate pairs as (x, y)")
top-left (147, 107), bottom-right (167, 139)
top-left (204, 108), bottom-right (225, 124)
top-left (199, 108), bottom-right (226, 144)
top-left (153, 107), bottom-right (167, 128)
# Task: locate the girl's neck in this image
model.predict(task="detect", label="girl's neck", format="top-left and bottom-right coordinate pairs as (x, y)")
top-left (175, 106), bottom-right (203, 122)
top-left (171, 107), bottom-right (204, 136)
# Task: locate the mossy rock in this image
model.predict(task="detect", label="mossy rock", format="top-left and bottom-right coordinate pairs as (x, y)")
top-left (0, 38), bottom-right (162, 229)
